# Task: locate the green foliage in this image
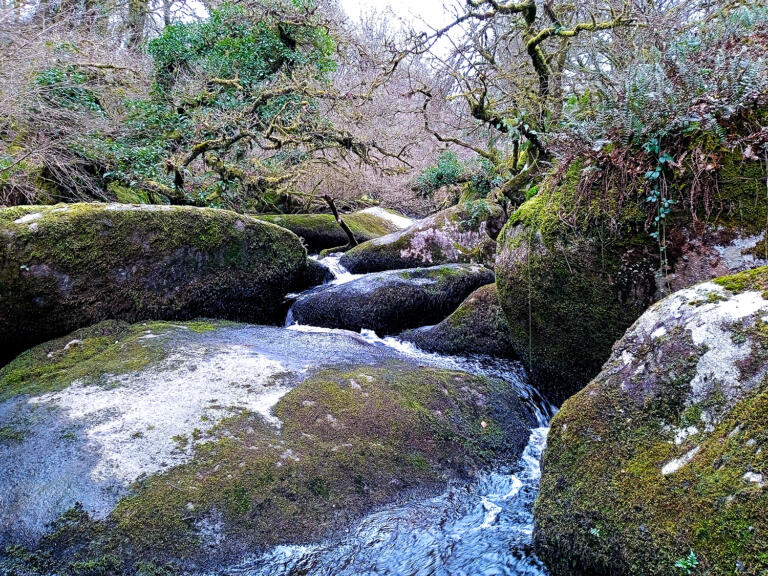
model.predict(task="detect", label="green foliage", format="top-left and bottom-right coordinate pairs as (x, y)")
top-left (100, 99), bottom-right (190, 189)
top-left (34, 66), bottom-right (101, 112)
top-left (412, 151), bottom-right (499, 200)
top-left (17, 2), bottom-right (339, 210)
top-left (566, 5), bottom-right (768, 147)
top-left (458, 199), bottom-right (491, 231)
top-left (675, 551), bottom-right (699, 574)
top-left (147, 3), bottom-right (335, 92)
top-left (413, 151), bottom-right (463, 197)
top-left (642, 138), bottom-right (676, 274)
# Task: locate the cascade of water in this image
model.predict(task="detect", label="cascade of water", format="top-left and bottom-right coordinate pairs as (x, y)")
top-left (285, 254), bottom-right (361, 327)
top-left (267, 255), bottom-right (554, 575)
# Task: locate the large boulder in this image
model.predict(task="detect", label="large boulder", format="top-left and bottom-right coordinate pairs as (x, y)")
top-left (340, 200), bottom-right (506, 274)
top-left (534, 267), bottom-right (768, 576)
top-left (401, 283), bottom-right (516, 359)
top-left (0, 203), bottom-right (306, 364)
top-left (289, 264), bottom-right (494, 335)
top-left (496, 155), bottom-right (768, 402)
top-left (0, 320), bottom-right (536, 574)
top-left (254, 207), bottom-right (412, 253)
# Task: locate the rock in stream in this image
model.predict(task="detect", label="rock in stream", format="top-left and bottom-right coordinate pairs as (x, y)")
top-left (288, 264), bottom-right (495, 335)
top-left (0, 319), bottom-right (536, 574)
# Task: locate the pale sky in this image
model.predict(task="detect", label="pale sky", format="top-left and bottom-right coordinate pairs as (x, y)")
top-left (338, 0), bottom-right (456, 31)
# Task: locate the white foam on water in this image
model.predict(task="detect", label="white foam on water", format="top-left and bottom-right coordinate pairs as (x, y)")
top-left (312, 253), bottom-right (361, 285)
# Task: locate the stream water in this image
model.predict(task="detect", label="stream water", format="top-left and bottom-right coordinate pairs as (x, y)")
top-left (237, 255), bottom-right (554, 576)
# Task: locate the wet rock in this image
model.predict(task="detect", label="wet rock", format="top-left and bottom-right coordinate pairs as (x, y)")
top-left (290, 264), bottom-right (495, 335)
top-left (534, 266), bottom-right (768, 576)
top-left (254, 207), bottom-right (412, 253)
top-left (0, 203), bottom-right (306, 365)
top-left (401, 284), bottom-right (517, 359)
top-left (340, 201), bottom-right (505, 274)
top-left (292, 258), bottom-right (334, 292)
top-left (0, 320), bottom-right (535, 573)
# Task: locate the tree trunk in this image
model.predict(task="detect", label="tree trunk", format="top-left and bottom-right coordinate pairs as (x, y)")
top-left (322, 195), bottom-right (358, 248)
top-left (126, 0), bottom-right (148, 49)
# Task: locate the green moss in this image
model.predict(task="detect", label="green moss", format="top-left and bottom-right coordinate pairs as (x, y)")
top-left (397, 266), bottom-right (462, 282)
top-left (0, 321), bottom-right (160, 400)
top-left (0, 319), bottom-right (238, 401)
top-left (0, 203), bottom-right (306, 363)
top-left (108, 182), bottom-right (154, 205)
top-left (0, 425), bottom-right (26, 442)
top-left (680, 403), bottom-right (703, 427)
top-left (715, 155), bottom-right (768, 234)
top-left (341, 203), bottom-right (502, 274)
top-left (688, 292), bottom-right (728, 306)
top-left (713, 266), bottom-right (768, 296)
top-left (401, 283), bottom-right (516, 359)
top-left (15, 362), bottom-right (532, 573)
top-left (497, 225), bottom-right (655, 401)
top-left (496, 148), bottom-right (768, 401)
top-left (535, 313), bottom-right (768, 575)
top-left (184, 320), bottom-right (221, 333)
top-left (254, 210), bottom-right (403, 252)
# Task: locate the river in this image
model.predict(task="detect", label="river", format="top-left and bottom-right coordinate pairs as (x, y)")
top-left (226, 255), bottom-right (555, 576)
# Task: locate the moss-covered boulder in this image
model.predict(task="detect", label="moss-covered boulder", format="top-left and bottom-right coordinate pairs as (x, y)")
top-left (0, 203), bottom-right (306, 364)
top-left (340, 200), bottom-right (506, 274)
top-left (496, 155), bottom-right (768, 402)
top-left (534, 267), bottom-right (768, 576)
top-left (0, 320), bottom-right (535, 574)
top-left (401, 283), bottom-right (516, 358)
top-left (289, 264), bottom-right (495, 335)
top-left (254, 207), bottom-right (412, 253)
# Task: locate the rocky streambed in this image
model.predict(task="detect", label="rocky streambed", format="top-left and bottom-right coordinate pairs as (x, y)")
top-left (4, 200), bottom-right (766, 576)
top-left (0, 242), bottom-right (553, 575)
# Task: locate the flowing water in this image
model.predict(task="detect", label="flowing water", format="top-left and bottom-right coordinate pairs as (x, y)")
top-left (230, 256), bottom-right (554, 576)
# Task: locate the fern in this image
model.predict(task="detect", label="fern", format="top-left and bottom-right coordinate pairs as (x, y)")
top-left (565, 4), bottom-right (768, 147)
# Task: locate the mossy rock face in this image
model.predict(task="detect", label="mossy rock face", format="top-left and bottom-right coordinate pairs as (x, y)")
top-left (534, 267), bottom-right (768, 576)
top-left (0, 203), bottom-right (306, 364)
top-left (340, 201), bottom-right (506, 274)
top-left (289, 264), bottom-right (495, 335)
top-left (496, 223), bottom-right (658, 403)
top-left (0, 320), bottom-right (536, 574)
top-left (254, 207), bottom-right (412, 253)
top-left (401, 283), bottom-right (517, 359)
top-left (496, 156), bottom-right (768, 402)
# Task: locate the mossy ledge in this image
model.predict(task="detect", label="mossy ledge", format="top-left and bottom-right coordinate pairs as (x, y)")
top-left (254, 208), bottom-right (409, 253)
top-left (0, 319), bottom-right (220, 401)
top-left (534, 267), bottom-right (768, 576)
top-left (0, 203), bottom-right (306, 365)
top-left (340, 200), bottom-right (506, 274)
top-left (289, 263), bottom-right (495, 335)
top-left (401, 283), bottom-right (517, 358)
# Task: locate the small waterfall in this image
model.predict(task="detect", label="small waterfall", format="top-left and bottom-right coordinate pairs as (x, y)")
top-left (267, 252), bottom-right (554, 576)
top-left (311, 253), bottom-right (360, 286)
top-left (285, 254), bottom-right (360, 328)
top-left (221, 426), bottom-right (551, 576)
top-left (224, 324), bottom-right (554, 576)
